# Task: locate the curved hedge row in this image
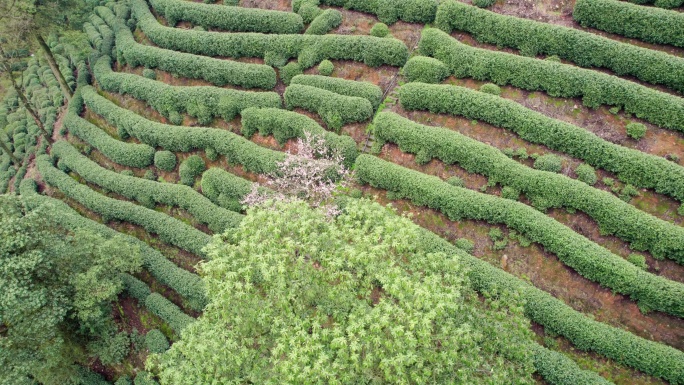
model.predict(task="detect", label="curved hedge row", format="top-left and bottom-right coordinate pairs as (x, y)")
top-left (290, 74), bottom-right (384, 109)
top-left (241, 107), bottom-right (358, 167)
top-left (93, 56), bottom-right (281, 124)
top-left (434, 0), bottom-right (684, 93)
top-left (51, 140), bottom-right (243, 233)
top-left (131, 0), bottom-right (409, 69)
top-left (20, 178), bottom-right (207, 312)
top-left (319, 0), bottom-right (438, 24)
top-left (149, 0), bottom-right (304, 33)
top-left (201, 168), bottom-right (263, 212)
top-left (573, 0), bottom-right (684, 47)
top-left (528, 344), bottom-right (613, 385)
top-left (37, 155), bottom-right (211, 257)
top-left (144, 292), bottom-right (195, 334)
top-left (374, 111), bottom-right (684, 264)
top-left (305, 9), bottom-right (343, 35)
top-left (418, 28), bottom-right (684, 133)
top-left (89, 14), bottom-right (114, 58)
top-left (284, 84), bottom-right (373, 129)
top-left (625, 0), bottom-right (683, 9)
top-left (65, 92), bottom-right (154, 168)
top-left (358, 155), bottom-right (684, 384)
top-left (81, 86), bottom-right (285, 175)
top-left (355, 153), bottom-right (684, 317)
top-left (399, 82), bottom-right (684, 218)
top-left (97, 6), bottom-right (276, 90)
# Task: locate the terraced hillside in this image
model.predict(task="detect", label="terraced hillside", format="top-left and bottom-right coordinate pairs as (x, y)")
top-left (5, 0), bottom-right (684, 383)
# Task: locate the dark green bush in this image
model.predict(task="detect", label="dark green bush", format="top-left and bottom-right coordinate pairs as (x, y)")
top-left (154, 151), bottom-right (177, 172)
top-left (626, 122), bottom-right (647, 140)
top-left (179, 155), bottom-right (206, 186)
top-left (88, 331), bottom-right (130, 366)
top-left (284, 84), bottom-right (373, 130)
top-left (501, 186), bottom-right (519, 200)
top-left (575, 163), bottom-right (597, 186)
top-left (122, 274), bottom-right (151, 301)
top-left (573, 0), bottom-right (684, 47)
top-left (473, 0), bottom-right (496, 7)
top-left (291, 74), bottom-right (383, 109)
top-left (145, 329), bottom-right (170, 353)
top-left (370, 22), bottom-right (390, 37)
top-left (144, 170), bottom-right (156, 180)
top-left (318, 60), bottom-right (334, 76)
top-left (142, 68), bottom-right (156, 80)
top-left (205, 147), bottom-right (218, 161)
top-left (305, 9), bottom-right (342, 35)
top-left (479, 83), bottom-right (501, 96)
top-left (145, 293), bottom-right (195, 334)
top-left (534, 154), bottom-right (563, 173)
top-left (280, 62), bottom-right (303, 85)
top-left (454, 238), bottom-right (475, 254)
top-left (320, 0), bottom-right (438, 24)
top-left (402, 56), bottom-right (450, 84)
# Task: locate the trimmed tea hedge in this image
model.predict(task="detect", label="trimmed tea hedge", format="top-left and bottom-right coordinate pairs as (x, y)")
top-left (625, 0), bottom-right (684, 8)
top-left (145, 292), bottom-right (195, 334)
top-left (65, 92), bottom-right (155, 169)
top-left (358, 155), bottom-right (684, 384)
top-left (374, 111), bottom-right (684, 264)
top-left (402, 56), bottom-right (450, 84)
top-left (399, 82), bottom-right (684, 214)
top-left (37, 154), bottom-right (211, 257)
top-left (149, 0), bottom-right (304, 33)
top-left (529, 344), bottom-right (612, 385)
top-left (97, 6), bottom-right (277, 89)
top-left (319, 0), bottom-right (438, 24)
top-left (93, 56), bottom-right (281, 123)
top-left (179, 155), bottom-right (206, 187)
top-left (19, 179), bottom-right (207, 311)
top-left (305, 9), bottom-right (343, 35)
top-left (573, 0), bottom-right (684, 47)
top-left (81, 86), bottom-right (285, 175)
top-left (284, 84), bottom-right (373, 129)
top-left (435, 0), bottom-right (684, 93)
top-left (200, 168), bottom-right (268, 212)
top-left (290, 74), bottom-right (383, 109)
top-left (131, 0), bottom-right (408, 69)
top-left (418, 28), bottom-right (684, 133)
top-left (51, 141), bottom-right (243, 233)
top-left (241, 107), bottom-right (358, 167)
top-left (145, 329), bottom-right (169, 354)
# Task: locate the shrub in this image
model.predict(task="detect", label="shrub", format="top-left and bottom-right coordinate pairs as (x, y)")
top-left (434, 1), bottom-right (684, 94)
top-left (473, 0), bottom-right (496, 7)
top-left (370, 22), bottom-right (390, 37)
top-left (144, 170), bottom-right (156, 180)
top-left (320, 0), bottom-right (438, 24)
top-left (479, 83), bottom-right (501, 96)
top-left (144, 293), bottom-right (195, 334)
top-left (575, 163), bottom-right (597, 186)
top-left (501, 186), bottom-right (519, 200)
top-left (145, 329), bottom-right (170, 353)
top-left (318, 60), bottom-right (334, 76)
top-left (142, 68), bottom-right (156, 80)
top-left (626, 122), bottom-right (647, 140)
top-left (134, 372), bottom-right (159, 385)
top-left (573, 0), bottom-right (684, 47)
top-left (179, 155), bottom-right (206, 186)
top-left (446, 176), bottom-right (464, 187)
top-left (305, 9), bottom-right (342, 35)
top-left (284, 84), bottom-right (373, 130)
top-left (619, 184), bottom-right (639, 202)
top-left (454, 238), bottom-right (475, 254)
top-left (264, 51), bottom-right (288, 68)
top-left (154, 151), bottom-right (177, 172)
top-left (205, 147), bottom-right (218, 161)
top-left (201, 168), bottom-right (260, 211)
top-left (290, 74), bottom-right (383, 109)
top-left (488, 227), bottom-right (504, 242)
top-left (122, 274), bottom-right (151, 301)
top-left (418, 27), bottom-right (684, 133)
top-left (627, 253), bottom-right (648, 270)
top-left (115, 376), bottom-right (131, 385)
top-left (402, 56), bottom-right (450, 84)
top-left (89, 331), bottom-right (130, 366)
top-left (280, 62), bottom-right (303, 85)
top-left (534, 154), bottom-right (563, 173)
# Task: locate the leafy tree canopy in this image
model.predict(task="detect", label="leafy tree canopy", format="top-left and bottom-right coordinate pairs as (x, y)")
top-left (0, 195), bottom-right (142, 385)
top-left (150, 199), bottom-right (536, 384)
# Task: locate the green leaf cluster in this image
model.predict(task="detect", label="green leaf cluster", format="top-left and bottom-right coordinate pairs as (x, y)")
top-left (285, 84), bottom-right (373, 130)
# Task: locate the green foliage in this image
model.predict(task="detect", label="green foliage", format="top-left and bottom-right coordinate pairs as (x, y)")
top-left (154, 151), bottom-right (177, 172)
top-left (619, 184), bottom-right (639, 202)
top-left (291, 74), bottom-right (383, 109)
top-left (241, 107), bottom-right (358, 167)
top-left (473, 0), bottom-right (496, 7)
top-left (142, 68), bottom-right (156, 80)
top-left (627, 253), bottom-right (648, 270)
top-left (115, 376), bottom-right (132, 385)
top-left (305, 9), bottom-right (342, 35)
top-left (285, 84), bottom-right (374, 130)
top-left (318, 60), bottom-right (334, 76)
top-left (132, 0), bottom-right (409, 69)
top-left (575, 163), bottom-right (597, 186)
top-left (446, 176), bottom-right (464, 187)
top-left (134, 372), bottom-right (159, 385)
top-left (370, 22), bottom-right (390, 37)
top-left (279, 62), bottom-right (303, 85)
top-left (501, 186), bottom-right (520, 200)
top-left (455, 238), bottom-right (475, 254)
top-left (534, 154), bottom-right (563, 173)
top-left (205, 147), bottom-right (218, 161)
top-left (402, 56), bottom-right (450, 84)
top-left (479, 83), bottom-right (501, 96)
top-left (626, 122), bottom-right (647, 140)
top-left (88, 331), bottom-right (130, 366)
top-left (151, 199), bottom-right (537, 384)
top-left (397, 82), bottom-right (684, 208)
top-left (489, 227), bottom-right (504, 242)
top-left (97, 7), bottom-right (277, 90)
top-left (295, 0), bottom-right (323, 23)
top-left (145, 329), bottom-right (170, 354)
top-left (179, 155), bottom-right (206, 186)
top-left (150, 0), bottom-right (304, 33)
top-left (434, 1), bottom-right (684, 94)
top-left (122, 274), bottom-right (152, 301)
top-left (573, 0), bottom-right (684, 47)
top-left (201, 168), bottom-right (265, 212)
top-left (145, 293), bottom-right (195, 334)
top-left (144, 169), bottom-right (157, 180)
top-left (319, 0), bottom-right (438, 24)
top-left (355, 154), bottom-right (684, 318)
top-left (418, 27), bottom-right (684, 133)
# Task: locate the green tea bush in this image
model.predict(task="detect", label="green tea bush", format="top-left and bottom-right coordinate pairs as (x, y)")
top-left (573, 0), bottom-right (684, 47)
top-left (627, 253), bottom-right (648, 270)
top-left (434, 1), bottom-right (684, 93)
top-left (446, 176), bottom-right (464, 187)
top-left (318, 60), bottom-right (334, 76)
top-left (625, 0), bottom-right (683, 7)
top-left (290, 74), bottom-right (383, 109)
top-left (626, 122), bottom-right (647, 140)
top-left (473, 0), bottom-right (496, 7)
top-left (373, 111), bottom-right (684, 264)
top-left (454, 238), bottom-right (475, 254)
top-left (144, 293), bottom-right (195, 334)
top-left (479, 83), bottom-right (501, 96)
top-left (114, 376), bottom-right (131, 385)
top-left (241, 107), bottom-right (358, 166)
top-left (144, 170), bottom-right (156, 180)
top-left (89, 331), bottom-right (130, 366)
top-left (122, 274), bottom-right (151, 301)
top-left (142, 68), bottom-right (156, 80)
top-left (134, 372), bottom-right (159, 385)
top-left (370, 22), bottom-right (390, 37)
top-left (397, 81), bottom-right (684, 207)
top-left (284, 84), bottom-right (373, 130)
top-left (402, 56), bottom-right (450, 84)
top-left (501, 186), bottom-right (519, 200)
top-left (355, 154), bottom-right (684, 318)
top-left (280, 62), bottom-right (303, 85)
top-left (305, 9), bottom-right (342, 35)
top-left (320, 0), bottom-right (438, 24)
top-left (534, 154), bottom-right (563, 173)
top-left (418, 28), bottom-right (684, 133)
top-left (145, 329), bottom-right (170, 353)
top-left (154, 151), bottom-right (177, 172)
top-left (150, 0), bottom-right (304, 33)
top-left (575, 163), bottom-right (597, 186)
top-left (179, 155), bottom-right (206, 186)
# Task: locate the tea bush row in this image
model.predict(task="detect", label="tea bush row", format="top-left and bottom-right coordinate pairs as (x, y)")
top-left (290, 74), bottom-right (383, 109)
top-left (284, 84), bottom-right (373, 130)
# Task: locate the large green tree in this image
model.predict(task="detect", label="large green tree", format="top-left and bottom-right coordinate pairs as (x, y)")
top-left (0, 195), bottom-right (142, 385)
top-left (149, 199), bottom-right (537, 384)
